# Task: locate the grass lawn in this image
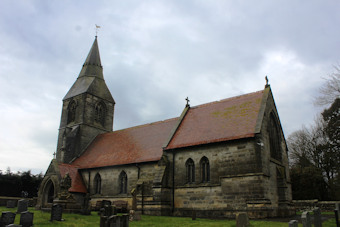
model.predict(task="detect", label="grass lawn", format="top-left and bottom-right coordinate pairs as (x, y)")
top-left (0, 206), bottom-right (337, 226)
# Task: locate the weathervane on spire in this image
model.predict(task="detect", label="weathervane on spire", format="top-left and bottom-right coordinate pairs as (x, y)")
top-left (95, 24), bottom-right (101, 37)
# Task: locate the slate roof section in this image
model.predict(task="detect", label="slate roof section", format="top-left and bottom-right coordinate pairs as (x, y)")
top-left (165, 90), bottom-right (265, 150)
top-left (72, 117), bottom-right (179, 169)
top-left (58, 163), bottom-right (87, 193)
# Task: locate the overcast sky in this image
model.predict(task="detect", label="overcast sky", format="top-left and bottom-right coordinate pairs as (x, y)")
top-left (0, 1), bottom-right (339, 174)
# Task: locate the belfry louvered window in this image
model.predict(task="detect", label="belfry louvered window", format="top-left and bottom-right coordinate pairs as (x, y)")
top-left (67, 100), bottom-right (77, 124)
top-left (94, 102), bottom-right (106, 126)
top-left (186, 158), bottom-right (195, 184)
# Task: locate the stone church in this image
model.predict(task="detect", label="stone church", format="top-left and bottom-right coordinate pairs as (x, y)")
top-left (36, 37), bottom-right (294, 218)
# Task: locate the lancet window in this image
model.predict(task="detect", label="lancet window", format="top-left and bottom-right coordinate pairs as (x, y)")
top-left (200, 157), bottom-right (210, 183)
top-left (119, 171), bottom-right (128, 194)
top-left (186, 158), bottom-right (195, 184)
top-left (94, 173), bottom-right (101, 194)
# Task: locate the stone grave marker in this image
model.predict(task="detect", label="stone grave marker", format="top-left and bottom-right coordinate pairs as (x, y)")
top-left (301, 211), bottom-right (311, 227)
top-left (121, 214), bottom-right (129, 227)
top-left (1, 211), bottom-right (16, 226)
top-left (6, 200), bottom-right (16, 208)
top-left (20, 211), bottom-right (33, 227)
top-left (50, 204), bottom-right (63, 221)
top-left (236, 212), bottom-right (249, 227)
top-left (16, 200), bottom-right (28, 214)
top-left (288, 220), bottom-right (298, 227)
top-left (107, 215), bottom-right (118, 227)
top-left (313, 207), bottom-right (322, 227)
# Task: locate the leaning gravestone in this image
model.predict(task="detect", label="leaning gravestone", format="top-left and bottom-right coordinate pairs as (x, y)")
top-left (236, 212), bottom-right (249, 227)
top-left (121, 214), bottom-right (129, 227)
top-left (20, 211), bottom-right (34, 227)
top-left (313, 207), bottom-right (322, 227)
top-left (6, 200), bottom-right (16, 208)
top-left (1, 211), bottom-right (16, 226)
top-left (288, 220), bottom-right (298, 227)
top-left (16, 200), bottom-right (28, 214)
top-left (301, 211), bottom-right (312, 227)
top-left (50, 204), bottom-right (63, 221)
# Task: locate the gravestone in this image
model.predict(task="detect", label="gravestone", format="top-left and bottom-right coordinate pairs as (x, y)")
top-left (50, 204), bottom-right (63, 221)
top-left (336, 203), bottom-right (340, 220)
top-left (191, 210), bottom-right (196, 220)
top-left (301, 211), bottom-right (312, 227)
top-left (20, 211), bottom-right (33, 227)
top-left (313, 207), bottom-right (322, 227)
top-left (5, 224), bottom-right (22, 227)
top-left (288, 220), bottom-right (298, 227)
top-left (107, 215), bottom-right (118, 227)
top-left (16, 200), bottom-right (28, 214)
top-left (1, 212), bottom-right (16, 226)
top-left (335, 209), bottom-right (339, 227)
top-left (6, 200), bottom-right (16, 208)
top-left (236, 212), bottom-right (249, 227)
top-left (121, 214), bottom-right (129, 227)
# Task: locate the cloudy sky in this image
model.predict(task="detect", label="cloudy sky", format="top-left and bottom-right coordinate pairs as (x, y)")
top-left (0, 1), bottom-right (339, 174)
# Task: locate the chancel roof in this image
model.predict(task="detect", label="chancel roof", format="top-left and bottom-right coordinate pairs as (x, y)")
top-left (72, 117), bottom-right (179, 169)
top-left (165, 90), bottom-right (265, 150)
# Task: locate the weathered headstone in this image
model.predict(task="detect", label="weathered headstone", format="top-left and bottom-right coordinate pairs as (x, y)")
top-left (288, 220), bottom-right (298, 227)
top-left (6, 200), bottom-right (16, 208)
top-left (1, 212), bottom-right (16, 226)
top-left (301, 211), bottom-right (312, 227)
top-left (313, 207), bottom-right (322, 227)
top-left (107, 215), bottom-right (118, 227)
top-left (121, 214), bottom-right (129, 227)
top-left (50, 204), bottom-right (63, 221)
top-left (335, 209), bottom-right (339, 227)
top-left (236, 212), bottom-right (249, 227)
top-left (16, 200), bottom-right (28, 214)
top-left (336, 203), bottom-right (340, 220)
top-left (19, 211), bottom-right (34, 227)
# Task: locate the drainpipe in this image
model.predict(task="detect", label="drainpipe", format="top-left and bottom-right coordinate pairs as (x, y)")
top-left (172, 151), bottom-right (175, 214)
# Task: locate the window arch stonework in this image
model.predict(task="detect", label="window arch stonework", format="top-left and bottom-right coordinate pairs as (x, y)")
top-left (185, 158), bottom-right (195, 184)
top-left (119, 171), bottom-right (128, 194)
top-left (200, 157), bottom-right (210, 183)
top-left (268, 112), bottom-right (282, 161)
top-left (94, 173), bottom-right (101, 194)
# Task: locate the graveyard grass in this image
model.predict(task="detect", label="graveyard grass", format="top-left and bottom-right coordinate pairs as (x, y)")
top-left (0, 207), bottom-right (337, 227)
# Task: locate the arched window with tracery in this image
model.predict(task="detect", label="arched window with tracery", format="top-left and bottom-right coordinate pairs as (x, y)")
top-left (94, 102), bottom-right (106, 126)
top-left (200, 157), bottom-right (210, 183)
top-left (186, 158), bottom-right (195, 184)
top-left (119, 171), bottom-right (127, 194)
top-left (67, 100), bottom-right (77, 124)
top-left (94, 173), bottom-right (101, 194)
top-left (268, 112), bottom-right (282, 161)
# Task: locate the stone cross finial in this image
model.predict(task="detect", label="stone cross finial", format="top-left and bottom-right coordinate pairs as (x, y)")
top-left (185, 97), bottom-right (190, 107)
top-left (265, 76), bottom-right (269, 85)
top-left (53, 152), bottom-right (56, 159)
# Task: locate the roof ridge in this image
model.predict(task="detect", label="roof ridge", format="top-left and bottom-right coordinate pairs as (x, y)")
top-left (191, 89), bottom-right (264, 109)
top-left (111, 116), bottom-right (180, 133)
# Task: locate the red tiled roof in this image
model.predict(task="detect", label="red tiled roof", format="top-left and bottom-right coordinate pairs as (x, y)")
top-left (58, 163), bottom-right (87, 193)
top-left (165, 90), bottom-right (264, 150)
top-left (72, 118), bottom-right (179, 169)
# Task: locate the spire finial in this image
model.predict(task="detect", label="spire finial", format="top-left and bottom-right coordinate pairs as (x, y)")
top-left (95, 24), bottom-right (101, 37)
top-left (185, 97), bottom-right (190, 107)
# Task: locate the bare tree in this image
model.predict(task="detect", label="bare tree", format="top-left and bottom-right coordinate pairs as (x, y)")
top-left (314, 65), bottom-right (340, 106)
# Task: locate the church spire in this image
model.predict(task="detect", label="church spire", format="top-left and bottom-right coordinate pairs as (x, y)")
top-left (78, 36), bottom-right (103, 79)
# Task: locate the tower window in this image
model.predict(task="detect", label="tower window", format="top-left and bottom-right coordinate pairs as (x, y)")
top-left (67, 101), bottom-right (77, 124)
top-left (95, 102), bottom-right (106, 126)
top-left (94, 173), bottom-right (101, 194)
top-left (119, 171), bottom-right (128, 194)
top-left (200, 157), bottom-right (210, 183)
top-left (186, 158), bottom-right (195, 184)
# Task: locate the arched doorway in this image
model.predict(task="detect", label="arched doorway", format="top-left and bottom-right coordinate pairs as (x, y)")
top-left (43, 180), bottom-right (55, 206)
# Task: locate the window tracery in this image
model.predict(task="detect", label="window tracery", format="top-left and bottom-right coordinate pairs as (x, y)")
top-left (67, 100), bottom-right (77, 124)
top-left (200, 157), bottom-right (210, 183)
top-left (186, 158), bottom-right (195, 184)
top-left (94, 102), bottom-right (106, 126)
top-left (94, 173), bottom-right (101, 194)
top-left (119, 171), bottom-right (127, 194)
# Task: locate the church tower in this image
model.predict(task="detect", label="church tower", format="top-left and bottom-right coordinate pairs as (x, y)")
top-left (56, 37), bottom-right (115, 163)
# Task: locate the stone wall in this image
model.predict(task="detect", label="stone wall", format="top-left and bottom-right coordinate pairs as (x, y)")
top-left (292, 200), bottom-right (340, 212)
